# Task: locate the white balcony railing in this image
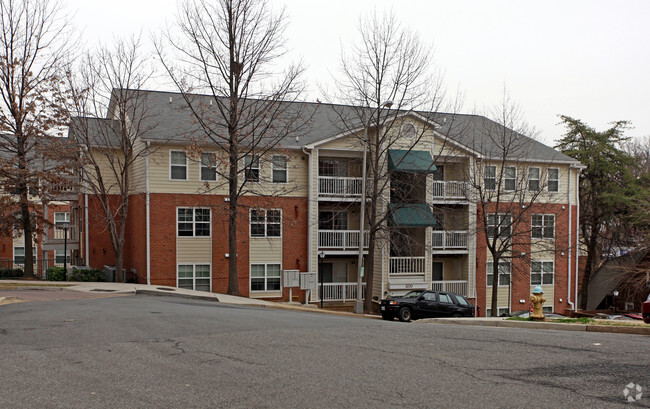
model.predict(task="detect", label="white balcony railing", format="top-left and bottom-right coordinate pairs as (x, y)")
top-left (389, 256), bottom-right (426, 275)
top-left (318, 230), bottom-right (369, 249)
top-left (431, 230), bottom-right (469, 250)
top-left (432, 181), bottom-right (468, 200)
top-left (318, 176), bottom-right (362, 197)
top-left (431, 280), bottom-right (468, 296)
top-left (50, 226), bottom-right (79, 241)
top-left (318, 282), bottom-right (366, 302)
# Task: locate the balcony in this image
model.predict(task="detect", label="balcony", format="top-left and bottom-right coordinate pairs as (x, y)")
top-left (318, 176), bottom-right (362, 199)
top-left (318, 230), bottom-right (369, 250)
top-left (431, 230), bottom-right (469, 253)
top-left (41, 225), bottom-right (80, 251)
top-left (432, 181), bottom-right (468, 202)
top-left (318, 282), bottom-right (366, 302)
top-left (389, 256), bottom-right (426, 275)
top-left (431, 280), bottom-right (468, 297)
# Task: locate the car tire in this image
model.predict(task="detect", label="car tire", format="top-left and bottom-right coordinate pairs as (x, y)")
top-left (381, 312), bottom-right (393, 321)
top-left (397, 307), bottom-right (412, 322)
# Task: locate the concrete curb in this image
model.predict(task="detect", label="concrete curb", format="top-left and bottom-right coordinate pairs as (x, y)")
top-left (416, 317), bottom-right (650, 335)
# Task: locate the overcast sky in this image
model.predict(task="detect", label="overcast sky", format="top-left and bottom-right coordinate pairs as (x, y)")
top-left (67, 0), bottom-right (650, 144)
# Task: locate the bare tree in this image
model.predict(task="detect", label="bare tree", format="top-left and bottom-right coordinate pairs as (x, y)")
top-left (157, 0), bottom-right (309, 295)
top-left (330, 11), bottom-right (449, 312)
top-left (0, 0), bottom-right (71, 276)
top-left (467, 93), bottom-right (569, 316)
top-left (63, 36), bottom-right (156, 282)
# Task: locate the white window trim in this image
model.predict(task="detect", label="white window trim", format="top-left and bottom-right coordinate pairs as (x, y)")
top-left (170, 150), bottom-right (188, 181)
top-left (200, 152), bottom-right (218, 182)
top-left (487, 213), bottom-right (511, 239)
top-left (176, 207), bottom-right (211, 238)
top-left (54, 249), bottom-right (71, 266)
top-left (528, 167), bottom-right (540, 191)
top-left (484, 165), bottom-right (497, 191)
top-left (530, 260), bottom-right (554, 285)
top-left (249, 208), bottom-right (282, 238)
top-left (177, 263), bottom-right (212, 292)
top-left (401, 122), bottom-right (417, 139)
top-left (271, 155), bottom-right (288, 184)
top-left (486, 261), bottom-right (511, 287)
top-left (503, 166), bottom-right (516, 191)
top-left (531, 214), bottom-right (555, 240)
top-left (486, 307), bottom-right (511, 316)
top-left (249, 263), bottom-right (283, 293)
top-left (244, 154), bottom-right (261, 183)
top-left (547, 168), bottom-right (560, 193)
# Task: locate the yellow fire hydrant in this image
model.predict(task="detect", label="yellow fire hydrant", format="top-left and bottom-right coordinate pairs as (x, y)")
top-left (530, 285), bottom-right (546, 321)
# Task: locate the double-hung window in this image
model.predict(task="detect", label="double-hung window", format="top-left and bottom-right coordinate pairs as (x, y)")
top-left (531, 214), bottom-right (555, 239)
top-left (54, 212), bottom-right (70, 239)
top-left (55, 250), bottom-right (70, 266)
top-left (177, 208), bottom-right (211, 237)
top-left (250, 209), bottom-right (282, 237)
top-left (531, 261), bottom-right (554, 285)
top-left (178, 264), bottom-right (211, 291)
top-left (250, 264), bottom-right (281, 292)
top-left (547, 168), bottom-right (559, 192)
top-left (170, 151), bottom-right (188, 180)
top-left (487, 213), bottom-right (511, 239)
top-left (484, 165), bottom-right (496, 190)
top-left (272, 155), bottom-right (287, 183)
top-left (504, 166), bottom-right (516, 191)
top-left (528, 167), bottom-right (540, 191)
top-left (244, 154), bottom-right (260, 182)
top-left (14, 246), bottom-right (36, 265)
top-left (200, 153), bottom-right (218, 182)
top-left (487, 261), bottom-right (511, 286)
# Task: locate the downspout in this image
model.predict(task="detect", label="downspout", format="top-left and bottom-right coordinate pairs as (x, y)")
top-left (146, 141), bottom-right (151, 285)
top-left (567, 166), bottom-right (574, 311)
top-left (84, 193), bottom-right (89, 266)
top-left (302, 146), bottom-right (312, 300)
top-left (575, 169), bottom-right (581, 309)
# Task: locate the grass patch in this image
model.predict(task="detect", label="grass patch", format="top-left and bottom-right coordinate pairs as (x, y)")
top-left (506, 316), bottom-right (647, 327)
top-left (0, 283), bottom-right (74, 288)
top-left (553, 317), bottom-right (593, 324)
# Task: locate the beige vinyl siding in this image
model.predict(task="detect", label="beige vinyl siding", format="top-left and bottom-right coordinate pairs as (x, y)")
top-left (130, 139), bottom-right (147, 193)
top-left (318, 133), bottom-right (362, 150)
top-left (177, 238), bottom-right (212, 263)
top-left (87, 149), bottom-right (124, 195)
top-left (485, 287), bottom-right (510, 309)
top-left (147, 146), bottom-right (309, 196)
top-left (390, 119), bottom-right (435, 152)
top-left (249, 238), bottom-right (282, 263)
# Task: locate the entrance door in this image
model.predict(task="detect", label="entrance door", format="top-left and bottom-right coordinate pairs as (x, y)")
top-left (332, 262), bottom-right (347, 282)
top-left (432, 261), bottom-right (443, 281)
top-left (319, 262), bottom-right (333, 283)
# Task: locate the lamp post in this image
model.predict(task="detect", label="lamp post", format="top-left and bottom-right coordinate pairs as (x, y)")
top-left (61, 221), bottom-right (69, 281)
top-left (355, 100), bottom-right (393, 315)
top-left (613, 290), bottom-right (619, 314)
top-left (319, 251), bottom-right (325, 308)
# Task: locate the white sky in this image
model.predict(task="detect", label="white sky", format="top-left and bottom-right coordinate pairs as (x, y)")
top-left (67, 0), bottom-right (650, 144)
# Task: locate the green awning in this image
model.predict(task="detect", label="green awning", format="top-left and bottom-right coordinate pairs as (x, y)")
top-left (389, 203), bottom-right (438, 227)
top-left (388, 149), bottom-right (436, 172)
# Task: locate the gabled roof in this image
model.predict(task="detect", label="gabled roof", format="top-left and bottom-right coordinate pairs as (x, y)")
top-left (78, 88), bottom-right (581, 166)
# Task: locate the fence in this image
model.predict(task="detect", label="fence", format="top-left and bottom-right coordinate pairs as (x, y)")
top-left (0, 258), bottom-right (85, 279)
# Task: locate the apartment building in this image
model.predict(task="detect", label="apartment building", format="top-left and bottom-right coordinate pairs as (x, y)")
top-left (76, 89), bottom-right (582, 316)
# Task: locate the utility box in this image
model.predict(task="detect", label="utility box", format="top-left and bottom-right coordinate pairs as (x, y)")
top-left (300, 272), bottom-right (317, 290)
top-left (282, 270), bottom-right (300, 288)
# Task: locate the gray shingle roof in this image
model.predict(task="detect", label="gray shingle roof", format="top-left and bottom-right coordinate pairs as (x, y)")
top-left (76, 89), bottom-right (580, 165)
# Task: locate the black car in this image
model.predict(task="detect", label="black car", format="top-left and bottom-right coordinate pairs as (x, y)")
top-left (380, 290), bottom-right (474, 322)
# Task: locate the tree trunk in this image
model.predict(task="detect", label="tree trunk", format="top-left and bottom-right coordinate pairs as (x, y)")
top-left (114, 246), bottom-right (124, 283)
top-left (490, 258), bottom-right (499, 316)
top-left (20, 198), bottom-right (34, 278)
top-left (363, 232), bottom-right (376, 313)
top-left (227, 137), bottom-right (240, 296)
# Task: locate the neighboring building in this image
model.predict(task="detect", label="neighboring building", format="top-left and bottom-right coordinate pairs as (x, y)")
top-left (75, 89), bottom-right (583, 315)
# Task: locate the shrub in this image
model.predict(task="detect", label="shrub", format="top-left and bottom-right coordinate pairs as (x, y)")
top-left (0, 268), bottom-right (24, 279)
top-left (67, 268), bottom-right (105, 282)
top-left (46, 266), bottom-right (66, 281)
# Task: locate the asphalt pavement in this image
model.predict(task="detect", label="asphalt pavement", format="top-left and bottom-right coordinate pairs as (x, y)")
top-left (0, 295), bottom-right (647, 408)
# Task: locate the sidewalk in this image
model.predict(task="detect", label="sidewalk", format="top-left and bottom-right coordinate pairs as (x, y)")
top-left (415, 317), bottom-right (650, 336)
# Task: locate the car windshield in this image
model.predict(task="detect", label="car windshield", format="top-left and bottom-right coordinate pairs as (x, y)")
top-left (401, 290), bottom-right (424, 299)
